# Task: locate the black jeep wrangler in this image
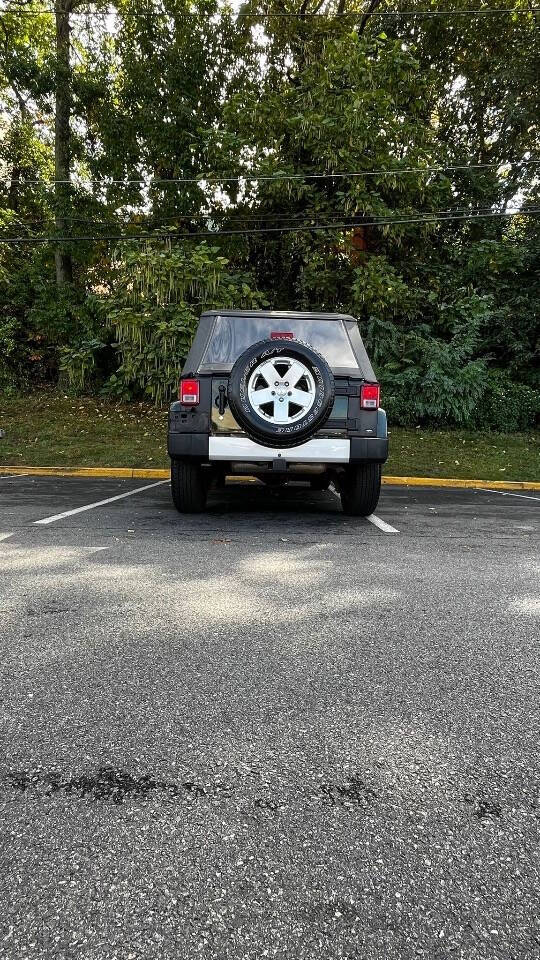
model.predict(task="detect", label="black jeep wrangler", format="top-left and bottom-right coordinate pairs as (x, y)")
top-left (167, 310), bottom-right (388, 514)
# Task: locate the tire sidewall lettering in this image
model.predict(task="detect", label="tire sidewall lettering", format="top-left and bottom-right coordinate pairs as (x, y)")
top-left (228, 338), bottom-right (334, 448)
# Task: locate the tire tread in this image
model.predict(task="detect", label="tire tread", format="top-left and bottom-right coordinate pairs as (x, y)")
top-left (340, 464), bottom-right (381, 516)
top-left (171, 459), bottom-right (207, 513)
top-left (228, 338), bottom-right (334, 448)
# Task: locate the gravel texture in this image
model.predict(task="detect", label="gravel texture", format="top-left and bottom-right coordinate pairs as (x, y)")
top-left (0, 477), bottom-right (539, 959)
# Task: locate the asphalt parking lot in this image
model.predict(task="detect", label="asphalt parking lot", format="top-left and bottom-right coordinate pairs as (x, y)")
top-left (1, 475), bottom-right (539, 960)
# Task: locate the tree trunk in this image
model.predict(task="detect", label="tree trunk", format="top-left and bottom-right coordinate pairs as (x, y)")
top-left (55, 0), bottom-right (73, 285)
top-left (7, 164), bottom-right (20, 214)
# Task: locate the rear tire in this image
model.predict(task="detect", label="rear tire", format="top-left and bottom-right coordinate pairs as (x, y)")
top-left (340, 464), bottom-right (381, 516)
top-left (171, 459), bottom-right (207, 513)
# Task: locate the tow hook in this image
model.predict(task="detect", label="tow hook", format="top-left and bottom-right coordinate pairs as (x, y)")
top-left (217, 384), bottom-right (228, 418)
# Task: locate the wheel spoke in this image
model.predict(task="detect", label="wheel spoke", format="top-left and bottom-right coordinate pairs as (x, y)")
top-left (251, 387), bottom-right (274, 406)
top-left (273, 399), bottom-right (291, 423)
top-left (286, 361), bottom-right (308, 387)
top-left (246, 354), bottom-right (316, 427)
top-left (289, 387), bottom-right (312, 408)
top-left (258, 361), bottom-right (280, 388)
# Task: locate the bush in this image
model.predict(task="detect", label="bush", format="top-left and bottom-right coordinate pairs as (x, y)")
top-left (0, 315), bottom-right (29, 390)
top-left (467, 373), bottom-right (540, 432)
top-left (58, 337), bottom-right (106, 393)
top-left (105, 239), bottom-right (267, 405)
top-left (380, 357), bottom-right (488, 428)
top-left (373, 292), bottom-right (491, 427)
top-left (382, 368), bottom-right (539, 432)
top-left (0, 245), bottom-right (105, 389)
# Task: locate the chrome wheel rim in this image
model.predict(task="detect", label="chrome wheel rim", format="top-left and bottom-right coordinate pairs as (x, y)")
top-left (247, 356), bottom-right (316, 424)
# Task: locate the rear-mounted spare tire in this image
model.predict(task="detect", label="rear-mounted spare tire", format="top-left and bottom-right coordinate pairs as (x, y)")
top-left (228, 338), bottom-right (335, 448)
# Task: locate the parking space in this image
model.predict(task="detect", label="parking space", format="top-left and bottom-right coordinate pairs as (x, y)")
top-left (1, 475), bottom-right (539, 959)
top-left (1, 472), bottom-right (538, 542)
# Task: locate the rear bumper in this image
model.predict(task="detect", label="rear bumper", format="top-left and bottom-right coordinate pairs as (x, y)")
top-left (209, 436), bottom-right (350, 463)
top-left (168, 433), bottom-right (388, 464)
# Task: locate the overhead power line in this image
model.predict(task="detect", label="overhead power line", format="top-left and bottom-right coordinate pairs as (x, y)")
top-left (0, 4), bottom-right (538, 15)
top-left (2, 207), bottom-right (539, 244)
top-left (2, 158), bottom-right (538, 187)
top-left (4, 202), bottom-right (528, 228)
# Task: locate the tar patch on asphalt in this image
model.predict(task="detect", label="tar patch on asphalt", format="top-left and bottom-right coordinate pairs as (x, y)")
top-left (3, 769), bottom-right (514, 822)
top-left (26, 605), bottom-right (76, 617)
top-left (3, 766), bottom-right (381, 811)
top-left (463, 792), bottom-right (503, 820)
top-left (320, 775), bottom-right (377, 808)
top-left (253, 797), bottom-right (279, 812)
top-left (3, 766), bottom-right (229, 805)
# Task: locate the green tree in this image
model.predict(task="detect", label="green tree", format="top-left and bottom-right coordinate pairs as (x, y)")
top-left (0, 0), bottom-right (538, 422)
top-left (103, 237), bottom-right (267, 404)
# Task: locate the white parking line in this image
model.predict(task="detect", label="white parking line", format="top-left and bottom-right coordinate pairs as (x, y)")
top-left (0, 533), bottom-right (13, 542)
top-left (328, 484), bottom-right (399, 533)
top-left (34, 480), bottom-right (170, 525)
top-left (366, 513), bottom-right (400, 534)
top-left (477, 489), bottom-right (540, 503)
top-left (0, 474), bottom-right (28, 481)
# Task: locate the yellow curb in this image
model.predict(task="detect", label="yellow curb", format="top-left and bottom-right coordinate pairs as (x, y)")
top-left (382, 476), bottom-right (540, 491)
top-left (0, 466), bottom-right (538, 490)
top-left (0, 465), bottom-right (170, 479)
top-left (132, 468), bottom-right (170, 479)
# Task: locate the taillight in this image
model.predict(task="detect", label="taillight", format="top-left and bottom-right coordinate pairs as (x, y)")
top-left (271, 331), bottom-right (294, 340)
top-left (360, 383), bottom-right (380, 410)
top-left (179, 378), bottom-right (200, 405)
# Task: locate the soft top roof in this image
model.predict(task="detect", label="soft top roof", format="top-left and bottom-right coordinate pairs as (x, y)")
top-left (184, 310), bottom-right (376, 380)
top-left (201, 309), bottom-right (356, 322)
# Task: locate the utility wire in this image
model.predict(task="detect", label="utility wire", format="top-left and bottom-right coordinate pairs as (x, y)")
top-left (4, 202), bottom-right (528, 228)
top-left (0, 5), bottom-right (538, 15)
top-left (2, 158), bottom-right (538, 186)
top-left (2, 207), bottom-right (539, 244)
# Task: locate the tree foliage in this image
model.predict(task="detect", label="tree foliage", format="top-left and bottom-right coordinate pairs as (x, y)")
top-left (103, 239), bottom-right (267, 403)
top-left (0, 0), bottom-right (538, 426)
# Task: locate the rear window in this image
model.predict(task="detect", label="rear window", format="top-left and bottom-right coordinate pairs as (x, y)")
top-left (201, 315), bottom-right (358, 368)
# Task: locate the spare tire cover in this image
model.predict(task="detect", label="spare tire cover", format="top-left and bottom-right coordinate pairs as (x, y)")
top-left (228, 338), bottom-right (335, 448)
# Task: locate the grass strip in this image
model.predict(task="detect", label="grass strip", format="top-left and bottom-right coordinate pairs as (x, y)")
top-left (1, 390), bottom-right (538, 482)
